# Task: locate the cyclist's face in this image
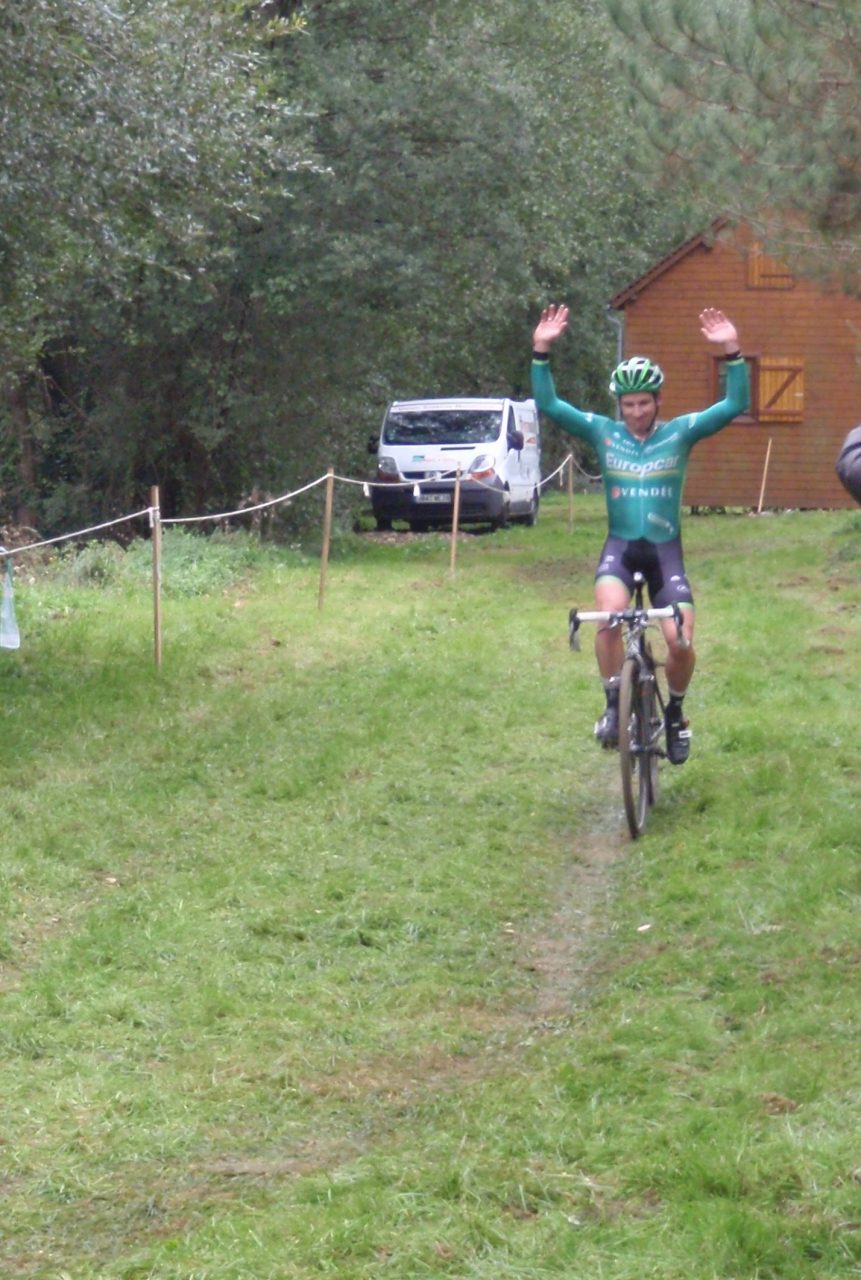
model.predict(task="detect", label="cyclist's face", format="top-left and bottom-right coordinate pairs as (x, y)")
top-left (619, 392), bottom-right (660, 437)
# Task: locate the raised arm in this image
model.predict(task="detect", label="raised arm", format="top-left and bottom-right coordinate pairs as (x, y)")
top-left (532, 304), bottom-right (570, 353)
top-left (699, 307), bottom-right (740, 356)
top-left (685, 308), bottom-right (749, 439)
top-left (531, 303), bottom-right (603, 444)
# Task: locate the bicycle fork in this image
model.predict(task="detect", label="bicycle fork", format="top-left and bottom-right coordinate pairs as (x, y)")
top-left (635, 666), bottom-right (665, 759)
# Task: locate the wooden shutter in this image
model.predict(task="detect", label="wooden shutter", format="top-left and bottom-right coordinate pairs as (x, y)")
top-left (746, 243), bottom-right (795, 290)
top-left (758, 358), bottom-right (804, 422)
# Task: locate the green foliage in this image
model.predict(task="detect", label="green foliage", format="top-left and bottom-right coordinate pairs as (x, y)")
top-left (605, 0), bottom-right (861, 289)
top-left (263, 1), bottom-right (693, 445)
top-left (53, 526), bottom-right (289, 596)
top-left (0, 0), bottom-right (308, 381)
top-left (0, 0), bottom-right (313, 523)
top-left (1, 0), bottom-right (695, 531)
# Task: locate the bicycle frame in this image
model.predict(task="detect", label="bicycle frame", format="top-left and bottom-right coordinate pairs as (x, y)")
top-left (568, 575), bottom-right (687, 838)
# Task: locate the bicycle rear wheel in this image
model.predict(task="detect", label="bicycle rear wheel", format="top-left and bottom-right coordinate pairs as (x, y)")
top-left (619, 656), bottom-right (650, 838)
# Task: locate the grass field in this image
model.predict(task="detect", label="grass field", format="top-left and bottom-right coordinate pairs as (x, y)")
top-left (1, 493), bottom-right (860, 1279)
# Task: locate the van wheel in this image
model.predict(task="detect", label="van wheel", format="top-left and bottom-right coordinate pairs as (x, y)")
top-left (491, 496), bottom-right (511, 532)
top-left (525, 490), bottom-right (540, 527)
top-left (375, 516), bottom-right (393, 532)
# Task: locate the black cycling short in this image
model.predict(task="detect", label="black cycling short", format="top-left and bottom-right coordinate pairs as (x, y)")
top-left (595, 535), bottom-right (694, 609)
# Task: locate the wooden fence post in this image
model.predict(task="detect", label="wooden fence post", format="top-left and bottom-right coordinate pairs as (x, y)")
top-left (567, 453), bottom-right (575, 533)
top-left (150, 485), bottom-right (163, 669)
top-left (318, 467), bottom-right (335, 609)
top-left (756, 437), bottom-right (773, 515)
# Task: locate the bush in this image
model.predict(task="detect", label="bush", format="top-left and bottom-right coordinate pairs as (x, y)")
top-left (52, 527), bottom-right (293, 598)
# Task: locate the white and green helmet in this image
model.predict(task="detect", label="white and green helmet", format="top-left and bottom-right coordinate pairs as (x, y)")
top-left (609, 356), bottom-right (665, 396)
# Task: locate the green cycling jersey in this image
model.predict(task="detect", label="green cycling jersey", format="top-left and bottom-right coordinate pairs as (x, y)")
top-left (532, 355), bottom-right (750, 542)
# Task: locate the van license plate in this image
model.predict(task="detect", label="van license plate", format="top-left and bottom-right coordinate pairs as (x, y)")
top-left (415, 493), bottom-right (451, 504)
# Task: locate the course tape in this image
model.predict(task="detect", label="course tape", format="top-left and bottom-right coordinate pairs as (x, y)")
top-left (569, 455), bottom-right (601, 483)
top-left (342, 454), bottom-right (578, 495)
top-left (2, 509), bottom-right (153, 558)
top-left (539, 458), bottom-right (569, 488)
top-left (1, 454), bottom-right (593, 556)
top-left (162, 475), bottom-right (329, 525)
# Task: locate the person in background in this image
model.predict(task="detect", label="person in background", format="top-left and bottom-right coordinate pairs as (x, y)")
top-left (836, 426), bottom-right (861, 505)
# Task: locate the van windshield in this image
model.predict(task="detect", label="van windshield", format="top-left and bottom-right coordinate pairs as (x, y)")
top-left (383, 409), bottom-right (502, 446)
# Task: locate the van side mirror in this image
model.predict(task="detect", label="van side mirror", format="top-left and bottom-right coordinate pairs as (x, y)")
top-left (367, 434), bottom-right (379, 455)
top-left (507, 430), bottom-right (524, 452)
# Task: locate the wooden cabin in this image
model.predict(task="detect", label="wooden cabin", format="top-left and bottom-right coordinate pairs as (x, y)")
top-left (609, 220), bottom-right (861, 509)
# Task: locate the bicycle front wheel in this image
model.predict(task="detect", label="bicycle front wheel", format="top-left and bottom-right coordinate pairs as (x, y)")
top-left (641, 656), bottom-right (661, 808)
top-left (619, 656), bottom-right (650, 838)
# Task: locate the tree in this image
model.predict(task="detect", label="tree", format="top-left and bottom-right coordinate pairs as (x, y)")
top-left (220, 0), bottom-right (697, 496)
top-left (605, 0), bottom-right (861, 288)
top-left (0, 0), bottom-right (308, 523)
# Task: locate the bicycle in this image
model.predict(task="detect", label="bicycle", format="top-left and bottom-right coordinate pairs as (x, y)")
top-left (568, 573), bottom-right (687, 839)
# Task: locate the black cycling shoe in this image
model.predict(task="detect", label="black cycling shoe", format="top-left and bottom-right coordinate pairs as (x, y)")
top-left (594, 705), bottom-right (619, 749)
top-left (665, 707), bottom-right (692, 765)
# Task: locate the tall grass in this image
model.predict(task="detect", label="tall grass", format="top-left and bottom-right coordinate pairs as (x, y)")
top-left (1, 497), bottom-right (860, 1278)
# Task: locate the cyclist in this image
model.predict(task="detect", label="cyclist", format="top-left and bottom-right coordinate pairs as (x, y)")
top-left (532, 304), bottom-right (749, 764)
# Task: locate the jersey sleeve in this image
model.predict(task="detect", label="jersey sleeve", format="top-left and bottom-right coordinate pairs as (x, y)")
top-left (682, 357), bottom-right (750, 442)
top-left (531, 357), bottom-right (603, 446)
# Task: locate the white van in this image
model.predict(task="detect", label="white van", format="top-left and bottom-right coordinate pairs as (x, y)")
top-left (368, 397), bottom-right (541, 531)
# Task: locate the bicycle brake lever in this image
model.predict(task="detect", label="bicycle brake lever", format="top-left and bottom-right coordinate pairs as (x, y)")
top-left (568, 608), bottom-right (581, 652)
top-left (672, 604), bottom-right (690, 649)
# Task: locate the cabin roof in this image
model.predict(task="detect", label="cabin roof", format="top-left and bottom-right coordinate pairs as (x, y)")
top-left (609, 218), bottom-right (730, 309)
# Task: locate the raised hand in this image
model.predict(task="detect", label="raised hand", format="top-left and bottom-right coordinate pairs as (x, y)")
top-left (699, 307), bottom-right (739, 349)
top-left (533, 304), bottom-right (570, 352)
